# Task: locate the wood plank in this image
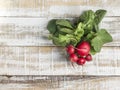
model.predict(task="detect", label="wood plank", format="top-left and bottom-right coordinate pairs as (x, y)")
top-left (0, 46), bottom-right (119, 75)
top-left (0, 17), bottom-right (119, 46)
top-left (0, 0), bottom-right (120, 17)
top-left (0, 76), bottom-right (119, 90)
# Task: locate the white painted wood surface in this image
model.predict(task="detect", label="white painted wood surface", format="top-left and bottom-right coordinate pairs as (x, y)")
top-left (0, 0), bottom-right (119, 90)
top-left (0, 17), bottom-right (119, 46)
top-left (0, 0), bottom-right (119, 17)
top-left (0, 46), bottom-right (119, 75)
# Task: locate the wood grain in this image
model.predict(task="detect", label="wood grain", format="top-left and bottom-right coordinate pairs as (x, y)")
top-left (0, 0), bottom-right (120, 17)
top-left (0, 0), bottom-right (119, 90)
top-left (0, 17), bottom-right (119, 46)
top-left (0, 76), bottom-right (119, 90)
top-left (0, 46), bottom-right (119, 75)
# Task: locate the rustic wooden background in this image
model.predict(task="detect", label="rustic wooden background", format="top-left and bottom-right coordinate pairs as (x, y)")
top-left (0, 0), bottom-right (120, 90)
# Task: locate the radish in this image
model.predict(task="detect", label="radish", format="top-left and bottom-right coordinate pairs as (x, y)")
top-left (76, 41), bottom-right (90, 56)
top-left (66, 45), bottom-right (75, 55)
top-left (77, 57), bottom-right (86, 65)
top-left (69, 53), bottom-right (78, 62)
top-left (85, 54), bottom-right (92, 61)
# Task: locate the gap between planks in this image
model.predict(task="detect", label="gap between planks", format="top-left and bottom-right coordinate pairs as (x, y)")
top-left (0, 75), bottom-right (119, 90)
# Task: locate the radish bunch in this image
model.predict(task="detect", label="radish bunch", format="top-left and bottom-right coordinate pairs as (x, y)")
top-left (47, 9), bottom-right (113, 66)
top-left (66, 41), bottom-right (92, 65)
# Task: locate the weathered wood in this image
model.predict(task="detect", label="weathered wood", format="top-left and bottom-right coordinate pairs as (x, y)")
top-left (0, 17), bottom-right (119, 46)
top-left (0, 0), bottom-right (119, 17)
top-left (0, 76), bottom-right (119, 90)
top-left (0, 46), bottom-right (119, 75)
top-left (0, 0), bottom-right (119, 89)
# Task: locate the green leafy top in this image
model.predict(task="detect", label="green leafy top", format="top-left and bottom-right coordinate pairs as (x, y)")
top-left (91, 29), bottom-right (112, 52)
top-left (47, 9), bottom-right (113, 55)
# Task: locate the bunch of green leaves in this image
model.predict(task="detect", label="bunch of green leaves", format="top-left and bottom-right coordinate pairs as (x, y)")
top-left (47, 9), bottom-right (113, 55)
top-left (47, 19), bottom-right (84, 46)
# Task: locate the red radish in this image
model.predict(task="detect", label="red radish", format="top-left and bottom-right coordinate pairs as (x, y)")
top-left (69, 54), bottom-right (78, 62)
top-left (66, 45), bottom-right (75, 55)
top-left (85, 54), bottom-right (92, 61)
top-left (76, 41), bottom-right (90, 56)
top-left (77, 57), bottom-right (86, 65)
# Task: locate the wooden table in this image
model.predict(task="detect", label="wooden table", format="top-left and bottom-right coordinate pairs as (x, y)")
top-left (0, 0), bottom-right (120, 90)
